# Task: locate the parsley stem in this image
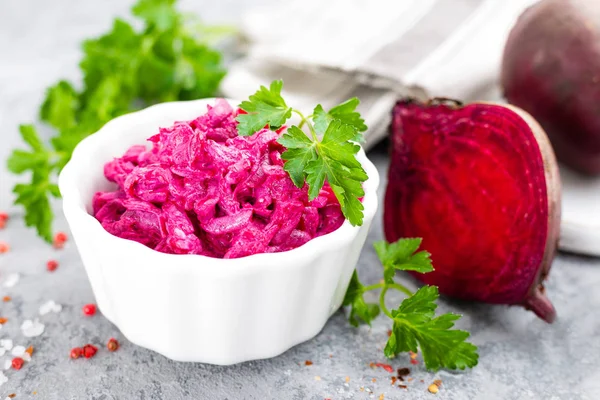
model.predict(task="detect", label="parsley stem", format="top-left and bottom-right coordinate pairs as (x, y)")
top-left (362, 282), bottom-right (413, 297)
top-left (378, 283), bottom-right (413, 319)
top-left (388, 283), bottom-right (413, 297)
top-left (379, 286), bottom-right (393, 319)
top-left (292, 109), bottom-right (318, 142)
top-left (292, 108), bottom-right (307, 122)
top-left (362, 283), bottom-right (385, 292)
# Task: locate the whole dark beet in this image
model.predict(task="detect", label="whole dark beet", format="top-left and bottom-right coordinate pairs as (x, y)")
top-left (384, 99), bottom-right (561, 323)
top-left (502, 0), bottom-right (600, 175)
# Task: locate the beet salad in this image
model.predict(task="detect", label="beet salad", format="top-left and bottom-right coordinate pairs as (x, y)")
top-left (92, 100), bottom-right (344, 258)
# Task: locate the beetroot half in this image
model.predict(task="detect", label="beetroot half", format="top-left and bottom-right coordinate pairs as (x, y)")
top-left (502, 0), bottom-right (600, 175)
top-left (384, 99), bottom-right (561, 323)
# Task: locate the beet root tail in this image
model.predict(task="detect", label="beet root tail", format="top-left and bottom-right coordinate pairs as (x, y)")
top-left (522, 285), bottom-right (556, 323)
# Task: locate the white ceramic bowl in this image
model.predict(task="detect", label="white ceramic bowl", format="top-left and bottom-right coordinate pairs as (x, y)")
top-left (58, 98), bottom-right (379, 365)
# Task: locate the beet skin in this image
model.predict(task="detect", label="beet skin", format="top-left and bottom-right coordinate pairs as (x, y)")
top-left (502, 0), bottom-right (600, 175)
top-left (384, 99), bottom-right (561, 323)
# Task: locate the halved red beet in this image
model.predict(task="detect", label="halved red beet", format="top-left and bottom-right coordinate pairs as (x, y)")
top-left (384, 99), bottom-right (561, 323)
top-left (502, 0), bottom-right (600, 175)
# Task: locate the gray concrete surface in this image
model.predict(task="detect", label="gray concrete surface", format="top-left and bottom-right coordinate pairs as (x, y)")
top-left (1, 1), bottom-right (599, 399)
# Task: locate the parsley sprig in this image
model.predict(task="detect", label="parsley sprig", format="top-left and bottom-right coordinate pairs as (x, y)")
top-left (235, 82), bottom-right (477, 370)
top-left (8, 0), bottom-right (228, 242)
top-left (236, 80), bottom-right (368, 226)
top-left (344, 238), bottom-right (479, 371)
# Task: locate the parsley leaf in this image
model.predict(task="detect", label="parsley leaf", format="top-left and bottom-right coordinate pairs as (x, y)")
top-left (278, 126), bottom-right (316, 187)
top-left (236, 80), bottom-right (292, 136)
top-left (7, 125), bottom-right (56, 242)
top-left (79, 19), bottom-right (141, 106)
top-left (342, 271), bottom-right (380, 327)
top-left (313, 98), bottom-right (367, 140)
top-left (343, 238), bottom-right (479, 371)
top-left (40, 81), bottom-right (79, 131)
top-left (384, 286), bottom-right (479, 371)
top-left (374, 238), bottom-right (433, 283)
top-left (132, 0), bottom-right (178, 31)
top-left (7, 125), bottom-right (50, 174)
top-left (238, 80), bottom-right (368, 225)
top-left (8, 0), bottom-right (228, 242)
top-left (305, 120), bottom-right (367, 226)
top-left (175, 37), bottom-right (225, 100)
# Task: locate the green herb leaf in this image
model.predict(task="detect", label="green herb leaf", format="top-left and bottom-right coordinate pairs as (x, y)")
top-left (8, 0), bottom-right (228, 241)
top-left (7, 125), bottom-right (51, 174)
top-left (79, 19), bottom-right (141, 102)
top-left (238, 80), bottom-right (367, 225)
top-left (278, 126), bottom-right (316, 188)
top-left (40, 81), bottom-right (79, 131)
top-left (13, 180), bottom-right (54, 243)
top-left (305, 120), bottom-right (366, 226)
top-left (313, 98), bottom-right (366, 140)
top-left (237, 80), bottom-right (292, 136)
top-left (343, 237), bottom-right (478, 371)
top-left (176, 37), bottom-right (225, 100)
top-left (7, 125), bottom-right (56, 242)
top-left (132, 0), bottom-right (178, 31)
top-left (384, 286), bottom-right (479, 371)
top-left (374, 238), bottom-right (433, 284)
top-left (342, 271), bottom-right (380, 327)
top-left (48, 184), bottom-right (61, 198)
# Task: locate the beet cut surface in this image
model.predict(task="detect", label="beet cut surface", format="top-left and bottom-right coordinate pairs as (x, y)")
top-left (384, 99), bottom-right (561, 323)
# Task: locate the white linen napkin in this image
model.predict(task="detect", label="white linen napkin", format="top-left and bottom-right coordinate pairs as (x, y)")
top-left (221, 0), bottom-right (539, 149)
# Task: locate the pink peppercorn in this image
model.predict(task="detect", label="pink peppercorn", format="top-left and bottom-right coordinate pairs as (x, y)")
top-left (53, 232), bottom-right (68, 249)
top-left (107, 338), bottom-right (119, 352)
top-left (82, 304), bottom-right (96, 316)
top-left (83, 344), bottom-right (98, 358)
top-left (47, 259), bottom-right (59, 272)
top-left (11, 357), bottom-right (24, 370)
top-left (70, 347), bottom-right (82, 359)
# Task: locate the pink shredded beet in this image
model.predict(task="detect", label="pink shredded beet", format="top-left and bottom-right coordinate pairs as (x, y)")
top-left (93, 100), bottom-right (344, 258)
top-left (384, 99), bottom-right (561, 323)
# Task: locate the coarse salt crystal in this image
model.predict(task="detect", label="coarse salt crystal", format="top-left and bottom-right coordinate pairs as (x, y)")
top-left (21, 319), bottom-right (44, 337)
top-left (2, 360), bottom-right (10, 371)
top-left (0, 371), bottom-right (6, 386)
top-left (11, 345), bottom-right (26, 357)
top-left (12, 345), bottom-right (31, 362)
top-left (0, 340), bottom-right (13, 351)
top-left (3, 273), bottom-right (19, 288)
top-left (39, 300), bottom-right (62, 315)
